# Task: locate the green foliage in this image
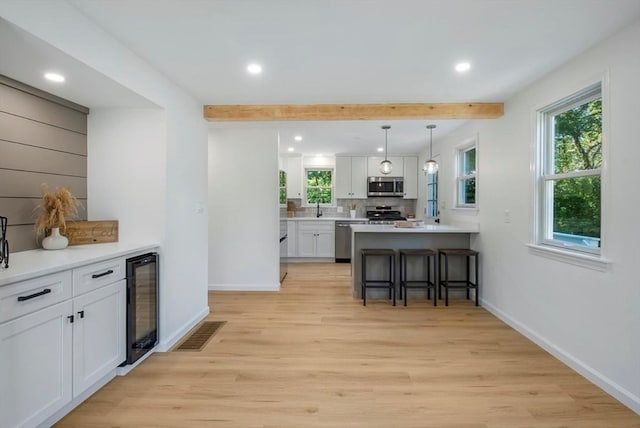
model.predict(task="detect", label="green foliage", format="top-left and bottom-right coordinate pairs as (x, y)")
top-left (554, 99), bottom-right (602, 172)
top-left (463, 178), bottom-right (476, 205)
top-left (553, 177), bottom-right (601, 238)
top-left (551, 98), bottom-right (601, 239)
top-left (279, 170), bottom-right (286, 204)
top-left (306, 169), bottom-right (333, 204)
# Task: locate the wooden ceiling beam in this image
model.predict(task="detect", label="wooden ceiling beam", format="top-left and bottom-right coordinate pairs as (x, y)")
top-left (203, 102), bottom-right (504, 121)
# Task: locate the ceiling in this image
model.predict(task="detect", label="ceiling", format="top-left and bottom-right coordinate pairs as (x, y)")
top-left (3, 1), bottom-right (640, 155)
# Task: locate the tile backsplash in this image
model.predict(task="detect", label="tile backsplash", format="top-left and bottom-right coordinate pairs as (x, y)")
top-left (287, 198), bottom-right (417, 218)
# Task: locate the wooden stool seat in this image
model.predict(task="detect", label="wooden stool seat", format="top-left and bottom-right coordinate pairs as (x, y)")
top-left (438, 249), bottom-right (479, 306)
top-left (399, 249), bottom-right (437, 306)
top-left (361, 249), bottom-right (396, 306)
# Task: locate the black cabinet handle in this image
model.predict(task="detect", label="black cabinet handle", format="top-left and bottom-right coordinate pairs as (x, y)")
top-left (67, 315), bottom-right (74, 323)
top-left (91, 269), bottom-right (114, 279)
top-left (77, 310), bottom-right (85, 319)
top-left (17, 288), bottom-right (52, 302)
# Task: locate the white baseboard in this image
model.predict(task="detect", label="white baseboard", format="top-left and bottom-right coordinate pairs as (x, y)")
top-left (157, 306), bottom-right (210, 351)
top-left (208, 283), bottom-right (280, 291)
top-left (481, 298), bottom-right (640, 415)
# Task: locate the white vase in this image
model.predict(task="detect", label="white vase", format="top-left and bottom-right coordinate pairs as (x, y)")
top-left (350, 210), bottom-right (357, 218)
top-left (42, 227), bottom-right (68, 250)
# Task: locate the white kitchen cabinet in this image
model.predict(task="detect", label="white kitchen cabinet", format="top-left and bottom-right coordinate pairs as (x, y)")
top-left (336, 156), bottom-right (367, 199)
top-left (72, 280), bottom-right (125, 397)
top-left (0, 248), bottom-right (146, 428)
top-left (286, 156), bottom-right (303, 199)
top-left (367, 156), bottom-right (404, 177)
top-left (402, 156), bottom-right (418, 199)
top-left (296, 221), bottom-right (334, 258)
top-left (287, 221), bottom-right (297, 257)
top-left (0, 300), bottom-right (73, 428)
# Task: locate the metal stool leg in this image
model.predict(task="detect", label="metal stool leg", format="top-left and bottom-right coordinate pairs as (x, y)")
top-left (361, 252), bottom-right (367, 306)
top-left (475, 253), bottom-right (479, 306)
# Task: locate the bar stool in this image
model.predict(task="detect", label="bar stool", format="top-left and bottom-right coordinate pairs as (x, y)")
top-left (361, 249), bottom-right (396, 306)
top-left (438, 249), bottom-right (479, 306)
top-left (399, 249), bottom-right (437, 306)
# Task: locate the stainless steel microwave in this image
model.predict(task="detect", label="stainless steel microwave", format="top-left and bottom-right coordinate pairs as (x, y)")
top-left (367, 176), bottom-right (404, 197)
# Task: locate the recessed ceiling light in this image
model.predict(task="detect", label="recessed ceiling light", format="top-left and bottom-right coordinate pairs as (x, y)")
top-left (294, 135), bottom-right (303, 142)
top-left (287, 147), bottom-right (294, 152)
top-left (44, 72), bottom-right (65, 82)
top-left (247, 63), bottom-right (262, 74)
top-left (377, 147), bottom-right (384, 152)
top-left (455, 62), bottom-right (471, 73)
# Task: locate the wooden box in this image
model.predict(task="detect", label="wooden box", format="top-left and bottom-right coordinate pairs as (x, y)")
top-left (64, 220), bottom-right (119, 246)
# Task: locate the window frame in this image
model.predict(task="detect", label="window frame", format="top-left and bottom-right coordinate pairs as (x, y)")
top-left (454, 138), bottom-right (478, 209)
top-left (425, 171), bottom-right (438, 218)
top-left (533, 81), bottom-right (605, 260)
top-left (303, 167), bottom-right (335, 207)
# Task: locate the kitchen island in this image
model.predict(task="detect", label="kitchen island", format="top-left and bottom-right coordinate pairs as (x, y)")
top-left (350, 223), bottom-right (479, 300)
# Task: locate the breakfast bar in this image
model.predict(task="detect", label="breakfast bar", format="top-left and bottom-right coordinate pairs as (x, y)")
top-left (350, 223), bottom-right (479, 300)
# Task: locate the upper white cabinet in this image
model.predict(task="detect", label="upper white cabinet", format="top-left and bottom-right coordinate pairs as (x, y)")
top-left (402, 156), bottom-right (418, 199)
top-left (367, 156), bottom-right (404, 177)
top-left (335, 156), bottom-right (367, 199)
top-left (286, 156), bottom-right (302, 199)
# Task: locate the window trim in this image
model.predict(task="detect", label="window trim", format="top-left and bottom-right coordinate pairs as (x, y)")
top-left (425, 171), bottom-right (438, 218)
top-left (531, 74), bottom-right (609, 266)
top-left (454, 137), bottom-right (478, 209)
top-left (303, 167), bottom-right (335, 207)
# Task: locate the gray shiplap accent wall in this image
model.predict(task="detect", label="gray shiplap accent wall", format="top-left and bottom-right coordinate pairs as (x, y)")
top-left (0, 77), bottom-right (88, 252)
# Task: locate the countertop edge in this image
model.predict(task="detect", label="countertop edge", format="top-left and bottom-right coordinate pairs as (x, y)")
top-left (286, 217), bottom-right (369, 221)
top-left (350, 225), bottom-right (479, 233)
top-left (0, 242), bottom-right (160, 287)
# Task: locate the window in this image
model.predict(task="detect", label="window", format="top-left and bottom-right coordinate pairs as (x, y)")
top-left (536, 83), bottom-right (602, 254)
top-left (279, 170), bottom-right (286, 205)
top-left (304, 168), bottom-right (333, 205)
top-left (456, 141), bottom-right (477, 208)
top-left (426, 171), bottom-right (438, 218)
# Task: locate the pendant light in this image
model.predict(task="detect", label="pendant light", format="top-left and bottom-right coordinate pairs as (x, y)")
top-left (423, 124), bottom-right (439, 174)
top-left (380, 125), bottom-right (392, 175)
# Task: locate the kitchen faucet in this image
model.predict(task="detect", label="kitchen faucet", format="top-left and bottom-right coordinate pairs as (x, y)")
top-left (316, 200), bottom-right (323, 218)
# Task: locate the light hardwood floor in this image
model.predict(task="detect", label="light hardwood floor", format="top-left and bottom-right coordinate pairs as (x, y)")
top-left (56, 263), bottom-right (640, 428)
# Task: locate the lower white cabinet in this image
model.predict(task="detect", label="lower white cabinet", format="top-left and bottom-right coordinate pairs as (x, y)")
top-left (72, 280), bottom-right (126, 397)
top-left (0, 256), bottom-right (128, 428)
top-left (0, 300), bottom-right (73, 428)
top-left (297, 221), bottom-right (334, 258)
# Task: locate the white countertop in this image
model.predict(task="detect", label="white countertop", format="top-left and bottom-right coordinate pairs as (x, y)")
top-left (350, 224), bottom-right (480, 233)
top-left (286, 217), bottom-right (369, 222)
top-left (0, 242), bottom-right (159, 287)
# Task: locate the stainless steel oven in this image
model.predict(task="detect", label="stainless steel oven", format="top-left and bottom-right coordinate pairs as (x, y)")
top-left (367, 176), bottom-right (404, 197)
top-left (123, 253), bottom-right (158, 365)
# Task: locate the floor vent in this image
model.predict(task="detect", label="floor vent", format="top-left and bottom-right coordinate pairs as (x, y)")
top-left (174, 321), bottom-right (225, 352)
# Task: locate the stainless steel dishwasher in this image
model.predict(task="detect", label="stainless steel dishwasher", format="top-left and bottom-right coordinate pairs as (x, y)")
top-left (335, 220), bottom-right (367, 263)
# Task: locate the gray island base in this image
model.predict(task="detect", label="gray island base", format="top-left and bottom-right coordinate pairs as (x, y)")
top-left (350, 224), bottom-right (479, 301)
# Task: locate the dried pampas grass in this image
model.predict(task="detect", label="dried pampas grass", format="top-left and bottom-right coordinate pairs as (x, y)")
top-left (34, 185), bottom-right (81, 235)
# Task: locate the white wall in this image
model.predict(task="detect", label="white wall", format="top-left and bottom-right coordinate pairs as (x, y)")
top-left (0, 1), bottom-right (210, 350)
top-left (419, 20), bottom-right (640, 413)
top-left (208, 129), bottom-right (280, 290)
top-left (87, 108), bottom-right (167, 242)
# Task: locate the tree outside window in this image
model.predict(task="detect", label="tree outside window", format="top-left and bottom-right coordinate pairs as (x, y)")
top-left (305, 168), bottom-right (333, 205)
